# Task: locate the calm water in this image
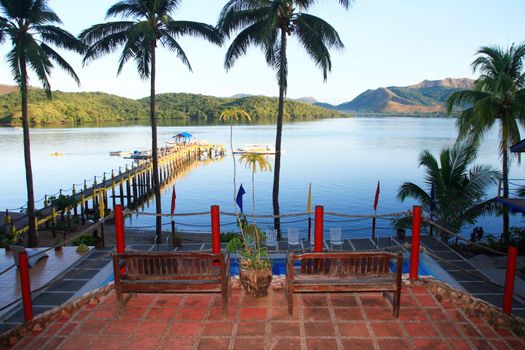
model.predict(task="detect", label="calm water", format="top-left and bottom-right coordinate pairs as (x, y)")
top-left (1, 117), bottom-right (523, 238)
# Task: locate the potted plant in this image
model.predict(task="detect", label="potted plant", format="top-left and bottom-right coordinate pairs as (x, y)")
top-left (226, 152), bottom-right (273, 297)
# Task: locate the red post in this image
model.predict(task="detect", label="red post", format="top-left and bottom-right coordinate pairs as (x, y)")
top-left (211, 205), bottom-right (220, 255)
top-left (114, 205), bottom-right (125, 254)
top-left (18, 252), bottom-right (33, 321)
top-left (410, 206), bottom-right (421, 280)
top-left (503, 245), bottom-right (518, 314)
top-left (314, 206), bottom-right (324, 252)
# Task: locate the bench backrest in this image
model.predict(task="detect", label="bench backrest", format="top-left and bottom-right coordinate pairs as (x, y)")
top-left (289, 252), bottom-right (402, 277)
top-left (114, 251), bottom-right (226, 280)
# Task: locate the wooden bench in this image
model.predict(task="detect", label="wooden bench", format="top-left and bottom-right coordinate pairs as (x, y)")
top-left (112, 251), bottom-right (231, 311)
top-left (286, 252), bottom-right (402, 317)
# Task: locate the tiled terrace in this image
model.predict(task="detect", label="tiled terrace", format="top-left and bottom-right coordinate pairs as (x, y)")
top-left (9, 285), bottom-right (525, 350)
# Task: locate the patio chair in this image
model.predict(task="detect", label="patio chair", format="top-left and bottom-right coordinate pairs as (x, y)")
top-left (287, 227), bottom-right (301, 250)
top-left (329, 227), bottom-right (343, 250)
top-left (265, 229), bottom-right (278, 249)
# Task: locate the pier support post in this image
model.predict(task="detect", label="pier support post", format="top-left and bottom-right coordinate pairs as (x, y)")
top-left (314, 206), bottom-right (324, 252)
top-left (410, 206), bottom-right (422, 280)
top-left (18, 252), bottom-right (33, 321)
top-left (503, 245), bottom-right (517, 314)
top-left (115, 205), bottom-right (125, 255)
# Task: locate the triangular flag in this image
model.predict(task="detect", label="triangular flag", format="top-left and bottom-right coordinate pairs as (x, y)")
top-left (171, 186), bottom-right (176, 216)
top-left (236, 184), bottom-right (246, 213)
top-left (307, 183), bottom-right (312, 213)
top-left (373, 181), bottom-right (380, 211)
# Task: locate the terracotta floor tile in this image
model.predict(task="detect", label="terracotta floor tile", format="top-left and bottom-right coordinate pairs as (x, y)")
top-left (302, 295), bottom-right (328, 307)
top-left (270, 322), bottom-right (301, 336)
top-left (203, 322), bottom-right (234, 336)
top-left (304, 321), bottom-right (335, 337)
top-left (341, 339), bottom-right (375, 350)
top-left (458, 323), bottom-right (482, 338)
top-left (476, 324), bottom-right (500, 339)
top-left (58, 322), bottom-right (79, 335)
top-left (425, 308), bottom-right (449, 321)
top-left (446, 309), bottom-right (468, 323)
top-left (243, 295), bottom-right (271, 307)
top-left (411, 286), bottom-right (430, 295)
top-left (306, 338), bottom-right (338, 350)
top-left (417, 295), bottom-right (439, 307)
top-left (41, 322), bottom-right (64, 336)
top-left (89, 335), bottom-right (127, 350)
top-left (154, 295), bottom-right (183, 307)
top-left (400, 295), bottom-right (419, 307)
top-left (363, 307), bottom-right (394, 321)
top-left (60, 334), bottom-right (94, 350)
top-left (89, 309), bottom-right (116, 320)
top-left (490, 340), bottom-right (513, 350)
top-left (138, 320), bottom-right (168, 335)
top-left (360, 295), bottom-right (389, 307)
top-left (370, 321), bottom-right (404, 337)
top-left (184, 295), bottom-right (213, 308)
top-left (334, 308), bottom-right (364, 321)
top-left (125, 335), bottom-right (162, 350)
top-left (197, 337), bottom-right (230, 350)
top-left (469, 338), bottom-right (498, 350)
top-left (377, 338), bottom-right (411, 349)
top-left (161, 337), bottom-right (195, 350)
top-left (177, 307), bottom-right (208, 320)
top-left (303, 307), bottom-right (331, 321)
top-left (268, 337), bottom-right (301, 350)
top-left (330, 294), bottom-right (358, 307)
top-left (145, 307), bottom-right (178, 320)
top-left (169, 322), bottom-right (202, 336)
top-left (399, 307), bottom-right (427, 321)
top-left (240, 307), bottom-right (268, 320)
top-left (502, 338), bottom-right (525, 350)
top-left (237, 321), bottom-right (267, 336)
top-left (270, 306), bottom-right (299, 320)
top-left (207, 306), bottom-right (236, 321)
top-left (119, 307), bottom-right (148, 320)
top-left (435, 322), bottom-right (462, 338)
top-left (404, 322), bottom-right (439, 338)
top-left (337, 322), bottom-right (370, 337)
top-left (102, 319), bottom-right (138, 334)
top-left (41, 336), bottom-right (66, 350)
top-left (76, 319), bottom-right (106, 334)
top-left (126, 294), bottom-right (157, 306)
top-left (233, 337), bottom-right (266, 350)
top-left (449, 339), bottom-right (478, 350)
top-left (413, 338), bottom-right (450, 349)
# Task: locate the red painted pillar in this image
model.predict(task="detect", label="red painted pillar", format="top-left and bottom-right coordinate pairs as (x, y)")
top-left (114, 205), bottom-right (125, 254)
top-left (211, 205), bottom-right (220, 255)
top-left (503, 245), bottom-right (518, 314)
top-left (314, 206), bottom-right (324, 252)
top-left (410, 206), bottom-right (421, 280)
top-left (18, 252), bottom-right (33, 321)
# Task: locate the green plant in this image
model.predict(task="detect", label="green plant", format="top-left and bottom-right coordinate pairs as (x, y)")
top-left (220, 232), bottom-right (240, 243)
top-left (226, 214), bottom-right (271, 270)
top-left (0, 226), bottom-right (14, 248)
top-left (76, 243), bottom-right (89, 253)
top-left (49, 195), bottom-right (79, 211)
top-left (71, 234), bottom-right (95, 246)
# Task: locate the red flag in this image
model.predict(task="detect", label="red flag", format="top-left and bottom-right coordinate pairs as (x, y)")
top-left (373, 181), bottom-right (380, 210)
top-left (171, 186), bottom-right (176, 215)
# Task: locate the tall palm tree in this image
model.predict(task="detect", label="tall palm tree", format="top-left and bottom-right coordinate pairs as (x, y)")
top-left (398, 139), bottom-right (500, 242)
top-left (446, 43), bottom-right (525, 243)
top-left (0, 0), bottom-right (84, 247)
top-left (80, 0), bottom-right (223, 238)
top-left (218, 0), bottom-right (349, 236)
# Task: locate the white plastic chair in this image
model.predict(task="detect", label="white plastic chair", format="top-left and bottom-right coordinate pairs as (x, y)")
top-left (330, 227), bottom-right (343, 250)
top-left (287, 227), bottom-right (301, 249)
top-left (265, 229), bottom-right (278, 249)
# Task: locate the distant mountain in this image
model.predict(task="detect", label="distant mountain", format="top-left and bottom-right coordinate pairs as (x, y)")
top-left (329, 78), bottom-right (474, 114)
top-left (296, 96), bottom-right (318, 104)
top-left (0, 84), bottom-right (19, 96)
top-left (0, 90), bottom-right (345, 125)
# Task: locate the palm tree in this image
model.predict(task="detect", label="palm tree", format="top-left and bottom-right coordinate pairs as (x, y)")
top-left (218, 0), bottom-right (349, 236)
top-left (0, 0), bottom-right (84, 247)
top-left (446, 43), bottom-right (525, 243)
top-left (398, 139), bottom-right (500, 242)
top-left (80, 0), bottom-right (223, 238)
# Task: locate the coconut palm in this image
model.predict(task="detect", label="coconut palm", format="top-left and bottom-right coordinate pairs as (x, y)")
top-left (80, 0), bottom-right (223, 238)
top-left (398, 139), bottom-right (500, 242)
top-left (446, 43), bottom-right (525, 243)
top-left (0, 0), bottom-right (84, 247)
top-left (218, 0), bottom-right (349, 236)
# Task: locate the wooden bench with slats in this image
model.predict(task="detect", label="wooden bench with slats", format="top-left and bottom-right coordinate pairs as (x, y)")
top-left (112, 251), bottom-right (231, 311)
top-left (286, 252), bottom-right (402, 317)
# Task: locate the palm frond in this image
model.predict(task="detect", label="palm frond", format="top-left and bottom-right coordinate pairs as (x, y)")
top-left (164, 21), bottom-right (223, 45)
top-left (24, 35), bottom-right (53, 96)
top-left (40, 43), bottom-right (80, 85)
top-left (37, 25), bottom-right (85, 53)
top-left (397, 182), bottom-right (430, 207)
top-left (79, 21), bottom-right (134, 45)
top-left (159, 32), bottom-right (192, 72)
top-left (106, 0), bottom-right (148, 19)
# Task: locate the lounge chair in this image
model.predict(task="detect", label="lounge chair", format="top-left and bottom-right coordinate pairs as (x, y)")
top-left (287, 228), bottom-right (301, 250)
top-left (11, 245), bottom-right (48, 268)
top-left (265, 229), bottom-right (278, 249)
top-left (330, 227), bottom-right (343, 250)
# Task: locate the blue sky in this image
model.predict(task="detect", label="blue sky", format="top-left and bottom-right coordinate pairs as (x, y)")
top-left (0, 0), bottom-right (524, 104)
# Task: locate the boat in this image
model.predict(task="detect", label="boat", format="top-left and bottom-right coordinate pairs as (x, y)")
top-left (49, 152), bottom-right (64, 157)
top-left (124, 149), bottom-right (151, 159)
top-left (232, 144), bottom-right (276, 155)
top-left (109, 151), bottom-right (131, 157)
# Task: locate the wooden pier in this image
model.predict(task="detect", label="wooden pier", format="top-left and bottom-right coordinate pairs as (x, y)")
top-left (1, 143), bottom-right (225, 238)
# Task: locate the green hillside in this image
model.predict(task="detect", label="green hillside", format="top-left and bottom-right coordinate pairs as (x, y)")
top-left (0, 89), bottom-right (346, 125)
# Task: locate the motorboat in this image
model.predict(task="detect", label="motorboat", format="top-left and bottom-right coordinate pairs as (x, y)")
top-left (232, 144), bottom-right (276, 155)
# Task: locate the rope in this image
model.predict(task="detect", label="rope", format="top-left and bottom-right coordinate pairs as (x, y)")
top-left (325, 210), bottom-right (411, 219)
top-left (220, 211), bottom-right (311, 218)
top-left (423, 218), bottom-right (506, 256)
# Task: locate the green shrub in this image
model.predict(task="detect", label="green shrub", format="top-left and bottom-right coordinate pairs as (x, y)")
top-left (71, 234), bottom-right (95, 246)
top-left (76, 243), bottom-right (89, 253)
top-left (220, 232), bottom-right (239, 243)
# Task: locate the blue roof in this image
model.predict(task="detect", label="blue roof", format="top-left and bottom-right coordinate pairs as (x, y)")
top-left (173, 132), bottom-right (193, 138)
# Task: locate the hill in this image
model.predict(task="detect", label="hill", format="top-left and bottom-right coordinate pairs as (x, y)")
top-left (0, 89), bottom-right (346, 125)
top-left (0, 84), bottom-right (19, 96)
top-left (319, 78), bottom-right (474, 114)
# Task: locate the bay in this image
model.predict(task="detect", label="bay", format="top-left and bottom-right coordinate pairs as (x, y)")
top-left (1, 117), bottom-right (523, 238)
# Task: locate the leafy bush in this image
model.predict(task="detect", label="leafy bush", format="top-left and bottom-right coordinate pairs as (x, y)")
top-left (49, 194), bottom-right (78, 211)
top-left (220, 232), bottom-right (240, 243)
top-left (71, 234), bottom-right (95, 246)
top-left (76, 244), bottom-right (89, 253)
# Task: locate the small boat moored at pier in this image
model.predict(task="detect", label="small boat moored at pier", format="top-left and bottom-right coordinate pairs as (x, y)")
top-left (233, 144), bottom-right (275, 155)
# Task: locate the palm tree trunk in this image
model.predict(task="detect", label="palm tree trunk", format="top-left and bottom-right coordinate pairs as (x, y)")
top-left (502, 144), bottom-right (509, 243)
top-left (150, 44), bottom-right (162, 240)
top-left (273, 28), bottom-right (287, 239)
top-left (20, 56), bottom-right (37, 247)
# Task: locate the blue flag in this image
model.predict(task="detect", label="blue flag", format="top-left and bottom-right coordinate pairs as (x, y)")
top-left (236, 184), bottom-right (246, 212)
